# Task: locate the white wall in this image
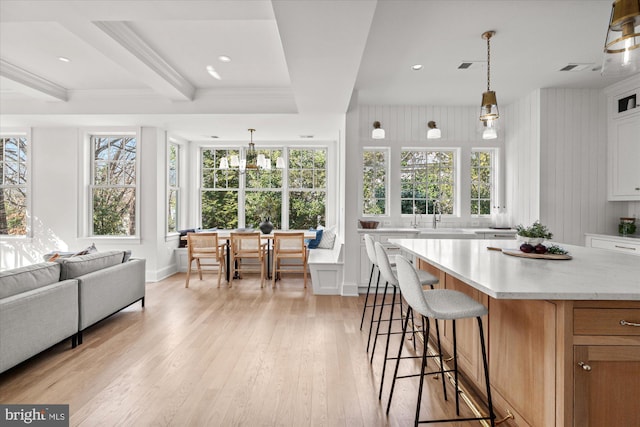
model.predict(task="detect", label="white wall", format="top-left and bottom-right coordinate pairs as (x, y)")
top-left (0, 126), bottom-right (179, 280)
top-left (504, 88), bottom-right (627, 245)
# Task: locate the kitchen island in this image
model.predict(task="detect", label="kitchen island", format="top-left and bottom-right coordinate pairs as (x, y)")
top-left (389, 238), bottom-right (640, 427)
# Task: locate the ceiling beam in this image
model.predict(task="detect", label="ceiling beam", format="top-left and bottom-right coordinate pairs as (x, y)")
top-left (0, 59), bottom-right (68, 101)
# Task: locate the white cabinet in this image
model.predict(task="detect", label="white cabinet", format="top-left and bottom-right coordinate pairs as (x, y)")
top-left (607, 78), bottom-right (640, 201)
top-left (585, 234), bottom-right (640, 256)
top-left (609, 114), bottom-right (640, 200)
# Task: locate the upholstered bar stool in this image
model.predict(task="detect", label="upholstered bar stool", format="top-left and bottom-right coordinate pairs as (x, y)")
top-left (360, 234), bottom-right (382, 336)
top-left (388, 256), bottom-right (496, 427)
top-left (373, 242), bottom-right (439, 400)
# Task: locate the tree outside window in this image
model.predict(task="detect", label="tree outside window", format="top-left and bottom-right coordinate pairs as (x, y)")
top-left (362, 148), bottom-right (387, 216)
top-left (91, 135), bottom-right (137, 236)
top-left (471, 150), bottom-right (493, 216)
top-left (245, 148), bottom-right (283, 228)
top-left (400, 150), bottom-right (455, 216)
top-left (0, 136), bottom-right (27, 235)
top-left (288, 148), bottom-right (326, 229)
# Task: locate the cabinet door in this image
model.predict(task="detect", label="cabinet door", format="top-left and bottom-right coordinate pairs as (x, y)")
top-left (609, 114), bottom-right (640, 200)
top-left (574, 346), bottom-right (640, 427)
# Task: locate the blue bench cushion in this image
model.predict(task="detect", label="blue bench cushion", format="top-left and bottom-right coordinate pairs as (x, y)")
top-left (305, 228), bottom-right (323, 249)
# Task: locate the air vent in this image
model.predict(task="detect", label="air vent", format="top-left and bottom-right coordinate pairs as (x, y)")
top-left (457, 61), bottom-right (485, 70)
top-left (559, 63), bottom-right (594, 72)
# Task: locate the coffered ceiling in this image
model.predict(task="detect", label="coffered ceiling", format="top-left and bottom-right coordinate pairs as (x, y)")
top-left (0, 0), bottom-right (633, 141)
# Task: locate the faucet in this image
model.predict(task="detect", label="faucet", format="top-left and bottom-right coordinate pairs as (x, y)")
top-left (432, 200), bottom-right (442, 229)
top-left (411, 205), bottom-right (421, 228)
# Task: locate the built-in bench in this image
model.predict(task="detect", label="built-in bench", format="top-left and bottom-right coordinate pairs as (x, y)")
top-left (307, 240), bottom-right (343, 295)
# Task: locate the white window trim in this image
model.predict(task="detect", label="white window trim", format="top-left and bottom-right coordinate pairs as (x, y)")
top-left (399, 147), bottom-right (461, 218)
top-left (166, 137), bottom-right (182, 236)
top-left (361, 146), bottom-right (390, 217)
top-left (79, 127), bottom-right (141, 242)
top-left (0, 128), bottom-right (32, 239)
top-left (470, 147), bottom-right (499, 218)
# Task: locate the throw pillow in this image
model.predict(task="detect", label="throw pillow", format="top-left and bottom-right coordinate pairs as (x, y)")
top-left (317, 226), bottom-right (336, 249)
top-left (305, 228), bottom-right (323, 249)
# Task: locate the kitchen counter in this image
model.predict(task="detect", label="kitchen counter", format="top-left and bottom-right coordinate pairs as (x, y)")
top-left (389, 238), bottom-right (640, 300)
top-left (358, 227), bottom-right (516, 236)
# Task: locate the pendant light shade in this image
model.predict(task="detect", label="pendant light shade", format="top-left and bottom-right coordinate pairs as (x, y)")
top-left (602, 0), bottom-right (640, 76)
top-left (427, 121), bottom-right (441, 139)
top-left (372, 121), bottom-right (385, 139)
top-left (479, 31), bottom-right (499, 129)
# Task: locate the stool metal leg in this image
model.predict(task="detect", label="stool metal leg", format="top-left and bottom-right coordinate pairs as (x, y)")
top-left (386, 305), bottom-right (412, 415)
top-left (415, 316), bottom-right (431, 427)
top-left (370, 280), bottom-right (389, 362)
top-left (453, 319), bottom-right (460, 415)
top-left (478, 316), bottom-right (496, 427)
top-left (366, 269), bottom-right (382, 352)
top-left (360, 264), bottom-right (375, 330)
top-left (378, 284), bottom-right (397, 400)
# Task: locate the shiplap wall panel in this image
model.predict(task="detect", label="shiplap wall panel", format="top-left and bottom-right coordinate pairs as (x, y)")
top-left (539, 88), bottom-right (625, 245)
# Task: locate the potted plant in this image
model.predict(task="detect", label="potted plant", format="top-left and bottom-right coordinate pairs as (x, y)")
top-left (515, 220), bottom-right (553, 245)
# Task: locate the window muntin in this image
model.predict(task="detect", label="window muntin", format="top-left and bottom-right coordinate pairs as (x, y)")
top-left (362, 148), bottom-right (388, 216)
top-left (90, 135), bottom-right (137, 236)
top-left (288, 148), bottom-right (327, 229)
top-left (400, 150), bottom-right (455, 215)
top-left (246, 148), bottom-right (283, 228)
top-left (471, 150), bottom-right (493, 216)
top-left (168, 142), bottom-right (179, 233)
top-left (201, 148), bottom-right (239, 229)
top-left (0, 136), bottom-right (27, 235)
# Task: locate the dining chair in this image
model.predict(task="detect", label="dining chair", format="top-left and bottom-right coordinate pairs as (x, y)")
top-left (230, 231), bottom-right (267, 288)
top-left (185, 232), bottom-right (227, 288)
top-left (271, 232), bottom-right (308, 288)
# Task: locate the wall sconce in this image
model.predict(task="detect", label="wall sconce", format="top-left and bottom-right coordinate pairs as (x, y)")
top-left (427, 121), bottom-right (441, 139)
top-left (372, 121), bottom-right (385, 139)
top-left (602, 0), bottom-right (640, 76)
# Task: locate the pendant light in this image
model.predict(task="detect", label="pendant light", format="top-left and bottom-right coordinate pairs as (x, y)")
top-left (479, 31), bottom-right (499, 136)
top-left (602, 0), bottom-right (640, 76)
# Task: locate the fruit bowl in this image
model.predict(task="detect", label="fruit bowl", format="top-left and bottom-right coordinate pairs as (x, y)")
top-left (359, 220), bottom-right (380, 229)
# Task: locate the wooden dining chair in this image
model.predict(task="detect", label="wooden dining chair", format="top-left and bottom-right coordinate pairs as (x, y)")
top-left (230, 231), bottom-right (267, 288)
top-left (185, 232), bottom-right (226, 288)
top-left (272, 232), bottom-right (308, 288)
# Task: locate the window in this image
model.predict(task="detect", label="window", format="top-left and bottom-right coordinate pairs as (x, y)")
top-left (400, 150), bottom-right (455, 215)
top-left (362, 148), bottom-right (388, 216)
top-left (167, 142), bottom-right (180, 233)
top-left (470, 150), bottom-right (494, 216)
top-left (245, 148), bottom-right (283, 228)
top-left (0, 136), bottom-right (27, 235)
top-left (288, 148), bottom-right (326, 229)
top-left (90, 135), bottom-right (137, 236)
top-left (200, 148), bottom-right (239, 229)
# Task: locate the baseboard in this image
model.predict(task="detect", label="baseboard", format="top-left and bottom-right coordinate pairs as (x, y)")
top-left (146, 264), bottom-right (178, 282)
top-left (341, 280), bottom-right (360, 297)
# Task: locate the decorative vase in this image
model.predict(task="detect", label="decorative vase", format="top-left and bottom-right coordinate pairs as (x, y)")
top-left (259, 217), bottom-right (274, 234)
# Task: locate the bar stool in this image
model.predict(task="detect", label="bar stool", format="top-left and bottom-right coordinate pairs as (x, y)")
top-left (373, 242), bottom-right (439, 401)
top-left (388, 256), bottom-right (496, 427)
top-left (362, 234), bottom-right (397, 352)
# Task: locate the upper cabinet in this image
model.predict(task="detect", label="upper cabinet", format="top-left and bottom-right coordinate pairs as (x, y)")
top-left (607, 77), bottom-right (640, 201)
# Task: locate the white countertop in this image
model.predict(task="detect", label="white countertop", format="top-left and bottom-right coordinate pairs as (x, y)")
top-left (358, 227), bottom-right (516, 235)
top-left (389, 238), bottom-right (640, 301)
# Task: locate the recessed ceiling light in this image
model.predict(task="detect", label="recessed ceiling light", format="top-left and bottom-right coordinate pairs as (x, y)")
top-left (411, 64), bottom-right (423, 71)
top-left (300, 135), bottom-right (314, 139)
top-left (218, 55), bottom-right (231, 63)
top-left (58, 56), bottom-right (70, 63)
top-left (206, 65), bottom-right (221, 80)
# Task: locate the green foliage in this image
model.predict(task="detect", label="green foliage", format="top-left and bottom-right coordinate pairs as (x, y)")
top-left (400, 150), bottom-right (455, 215)
top-left (515, 220), bottom-right (553, 239)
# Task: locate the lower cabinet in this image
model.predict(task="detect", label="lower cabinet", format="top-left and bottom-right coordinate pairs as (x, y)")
top-left (573, 346), bottom-right (640, 427)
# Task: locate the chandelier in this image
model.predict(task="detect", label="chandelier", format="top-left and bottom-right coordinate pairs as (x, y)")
top-left (219, 129), bottom-right (284, 171)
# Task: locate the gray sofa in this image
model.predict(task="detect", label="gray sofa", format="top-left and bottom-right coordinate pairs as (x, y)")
top-left (0, 250), bottom-right (145, 373)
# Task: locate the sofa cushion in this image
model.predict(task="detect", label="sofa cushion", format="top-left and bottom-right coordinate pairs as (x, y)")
top-left (0, 262), bottom-right (61, 299)
top-left (57, 251), bottom-right (125, 280)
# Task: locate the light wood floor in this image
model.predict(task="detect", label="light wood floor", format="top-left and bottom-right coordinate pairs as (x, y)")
top-left (1, 273), bottom-right (479, 426)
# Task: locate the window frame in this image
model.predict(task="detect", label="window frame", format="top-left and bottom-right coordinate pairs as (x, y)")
top-left (167, 140), bottom-right (180, 234)
top-left (399, 147), bottom-right (460, 218)
top-left (361, 147), bottom-right (389, 217)
top-left (82, 128), bottom-right (141, 241)
top-left (470, 148), bottom-right (497, 217)
top-left (0, 129), bottom-right (31, 238)
top-left (287, 146), bottom-right (328, 229)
